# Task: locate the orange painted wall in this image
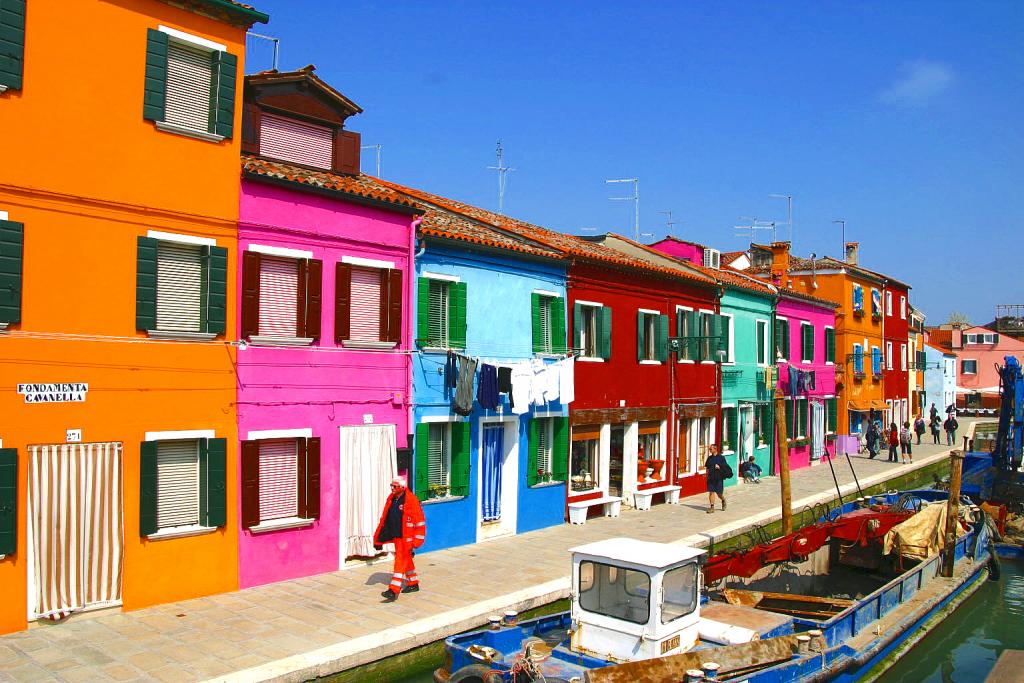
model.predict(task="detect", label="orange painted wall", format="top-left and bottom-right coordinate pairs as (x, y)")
top-left (0, 0), bottom-right (250, 634)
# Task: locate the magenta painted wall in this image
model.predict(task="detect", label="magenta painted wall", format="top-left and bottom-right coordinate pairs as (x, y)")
top-left (649, 237), bottom-right (704, 265)
top-left (774, 295), bottom-right (838, 471)
top-left (236, 180), bottom-right (414, 589)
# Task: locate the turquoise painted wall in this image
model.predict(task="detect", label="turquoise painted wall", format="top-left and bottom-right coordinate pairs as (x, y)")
top-left (719, 287), bottom-right (776, 487)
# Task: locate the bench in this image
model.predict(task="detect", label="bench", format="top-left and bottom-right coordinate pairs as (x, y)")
top-left (633, 484), bottom-right (682, 511)
top-left (568, 495), bottom-right (622, 524)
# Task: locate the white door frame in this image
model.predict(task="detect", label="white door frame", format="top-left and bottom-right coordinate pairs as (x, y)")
top-left (337, 423), bottom-right (397, 566)
top-left (739, 405), bottom-right (755, 469)
top-left (476, 416), bottom-right (518, 542)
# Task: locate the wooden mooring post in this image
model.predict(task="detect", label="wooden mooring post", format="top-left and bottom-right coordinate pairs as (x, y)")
top-left (774, 392), bottom-right (793, 535)
top-left (941, 448), bottom-right (965, 578)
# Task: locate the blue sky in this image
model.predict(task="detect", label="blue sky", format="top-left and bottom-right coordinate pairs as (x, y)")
top-left (247, 1), bottom-right (1023, 325)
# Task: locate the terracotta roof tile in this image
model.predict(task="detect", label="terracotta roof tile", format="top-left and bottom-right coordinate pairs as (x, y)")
top-left (241, 155), bottom-right (419, 209)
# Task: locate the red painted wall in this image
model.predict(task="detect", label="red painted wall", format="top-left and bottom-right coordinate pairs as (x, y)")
top-left (883, 283), bottom-right (910, 418)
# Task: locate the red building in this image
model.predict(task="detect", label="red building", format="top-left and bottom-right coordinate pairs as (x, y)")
top-left (882, 279), bottom-right (912, 427)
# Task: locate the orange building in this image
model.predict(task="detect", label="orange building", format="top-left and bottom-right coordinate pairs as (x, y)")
top-left (0, 0), bottom-right (266, 633)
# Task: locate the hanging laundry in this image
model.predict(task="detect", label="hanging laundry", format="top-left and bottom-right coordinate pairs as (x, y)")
top-left (787, 367), bottom-right (799, 396)
top-left (541, 361), bottom-right (560, 404)
top-left (807, 370), bottom-right (816, 391)
top-left (796, 370), bottom-right (807, 394)
top-left (510, 363), bottom-right (532, 415)
top-left (444, 351), bottom-right (458, 389)
top-left (477, 364), bottom-right (500, 411)
top-left (530, 359), bottom-right (548, 406)
top-left (558, 357), bottom-right (575, 405)
top-left (453, 355), bottom-right (478, 416)
top-left (497, 366), bottom-right (514, 408)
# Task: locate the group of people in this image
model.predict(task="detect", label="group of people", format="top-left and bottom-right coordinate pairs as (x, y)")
top-left (863, 403), bottom-right (959, 463)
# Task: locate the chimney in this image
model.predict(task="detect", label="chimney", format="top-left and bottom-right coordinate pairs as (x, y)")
top-left (845, 241), bottom-right (859, 266)
top-left (951, 327), bottom-right (962, 349)
top-left (769, 242), bottom-right (790, 283)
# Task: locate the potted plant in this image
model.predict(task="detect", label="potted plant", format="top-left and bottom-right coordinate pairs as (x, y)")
top-left (428, 483), bottom-right (449, 499)
top-left (649, 459), bottom-right (665, 479)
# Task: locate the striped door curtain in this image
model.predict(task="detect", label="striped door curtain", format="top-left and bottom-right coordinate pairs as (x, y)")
top-left (258, 256), bottom-right (299, 337)
top-left (27, 443), bottom-right (123, 621)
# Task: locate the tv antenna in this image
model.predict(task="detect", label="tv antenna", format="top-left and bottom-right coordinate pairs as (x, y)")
top-left (246, 31), bottom-right (280, 70)
top-left (769, 193), bottom-right (793, 242)
top-left (360, 144), bottom-right (382, 177)
top-left (487, 140), bottom-right (515, 213)
top-left (734, 217), bottom-right (777, 242)
top-left (606, 178), bottom-right (639, 240)
top-left (659, 210), bottom-right (679, 236)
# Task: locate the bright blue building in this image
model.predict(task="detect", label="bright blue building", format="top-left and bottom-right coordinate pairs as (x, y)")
top-left (395, 186), bottom-right (571, 552)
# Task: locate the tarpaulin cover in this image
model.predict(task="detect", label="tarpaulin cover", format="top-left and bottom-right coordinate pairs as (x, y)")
top-left (882, 503), bottom-right (967, 560)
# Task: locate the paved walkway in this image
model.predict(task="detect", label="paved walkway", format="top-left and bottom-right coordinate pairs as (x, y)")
top-left (0, 424), bottom-right (980, 683)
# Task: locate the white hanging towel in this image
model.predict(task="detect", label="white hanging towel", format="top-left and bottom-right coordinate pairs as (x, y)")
top-left (541, 360), bottom-right (560, 403)
top-left (530, 359), bottom-right (549, 406)
top-left (558, 357), bottom-right (575, 405)
top-left (511, 363), bottom-right (533, 415)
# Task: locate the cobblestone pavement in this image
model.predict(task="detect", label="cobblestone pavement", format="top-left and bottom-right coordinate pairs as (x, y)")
top-left (0, 420), bottom-right (983, 683)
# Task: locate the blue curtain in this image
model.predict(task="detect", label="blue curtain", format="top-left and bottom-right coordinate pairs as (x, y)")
top-left (481, 426), bottom-right (503, 522)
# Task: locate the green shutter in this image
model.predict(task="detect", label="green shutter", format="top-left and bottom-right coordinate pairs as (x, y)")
top-left (209, 51), bottom-right (237, 138)
top-left (552, 417), bottom-right (569, 482)
top-left (803, 324), bottom-right (814, 362)
top-left (527, 419), bottom-right (539, 486)
top-left (686, 310), bottom-right (699, 361)
top-left (710, 314), bottom-right (724, 362)
top-left (636, 311), bottom-right (647, 361)
top-left (782, 319), bottom-right (790, 359)
top-left (598, 306), bottom-right (612, 359)
top-left (0, 448), bottom-right (16, 556)
top-left (416, 278), bottom-right (430, 346)
top-left (551, 297), bottom-right (567, 354)
top-left (756, 322), bottom-right (766, 365)
top-left (785, 400), bottom-right (793, 440)
top-left (572, 302), bottom-right (583, 352)
top-left (449, 281), bottom-right (467, 349)
top-left (139, 441), bottom-right (158, 536)
top-left (449, 421), bottom-right (471, 497)
top-left (531, 293), bottom-right (543, 353)
top-left (0, 220), bottom-right (23, 325)
top-left (825, 328), bottom-right (835, 364)
top-left (414, 424), bottom-right (430, 499)
top-left (0, 0), bottom-right (25, 91)
top-left (143, 28), bottom-right (168, 122)
top-left (199, 438), bottom-right (227, 528)
top-left (720, 315), bottom-right (731, 362)
top-left (136, 236), bottom-right (158, 331)
top-left (774, 319), bottom-right (784, 359)
top-left (655, 314), bottom-right (669, 362)
top-left (827, 398), bottom-right (838, 433)
top-left (201, 245), bottom-right (227, 335)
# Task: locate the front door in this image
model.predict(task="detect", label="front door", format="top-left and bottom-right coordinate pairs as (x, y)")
top-left (811, 402), bottom-right (825, 460)
top-left (338, 425), bottom-right (396, 563)
top-left (609, 425), bottom-right (625, 498)
top-left (480, 423), bottom-right (516, 540)
top-left (740, 405), bottom-right (755, 467)
top-left (27, 443), bottom-right (123, 621)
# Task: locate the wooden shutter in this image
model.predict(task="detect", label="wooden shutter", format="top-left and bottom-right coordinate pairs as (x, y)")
top-left (636, 311), bottom-right (647, 361)
top-left (655, 314), bottom-right (669, 362)
top-left (551, 297), bottom-right (567, 354)
top-left (241, 102), bottom-right (260, 154)
top-left (258, 439), bottom-right (298, 522)
top-left (827, 398), bottom-right (838, 433)
top-left (803, 324), bottom-right (814, 361)
top-left (241, 251), bottom-right (261, 338)
top-left (301, 258), bottom-right (322, 340)
top-left (0, 448), bottom-right (16, 556)
top-left (259, 255), bottom-right (299, 338)
top-left (0, 220), bottom-right (23, 325)
top-left (200, 438), bottom-right (227, 528)
top-left (781, 319), bottom-right (790, 358)
top-left (156, 241), bottom-right (202, 333)
top-left (415, 277), bottom-right (430, 346)
top-left (552, 417), bottom-right (569, 482)
top-left (155, 440), bottom-right (200, 529)
top-left (240, 440), bottom-right (260, 530)
top-left (527, 419), bottom-right (539, 486)
top-left (333, 129), bottom-right (361, 175)
top-left (572, 302), bottom-right (583, 352)
top-left (383, 268), bottom-right (403, 343)
top-left (414, 423), bottom-right (430, 499)
top-left (334, 262), bottom-right (352, 343)
top-left (598, 306), bottom-right (612, 360)
top-left (259, 113), bottom-right (333, 169)
top-left (710, 314), bottom-right (724, 361)
top-left (136, 236), bottom-right (158, 331)
top-left (449, 281), bottom-right (467, 349)
top-left (449, 421), bottom-right (471, 497)
top-left (305, 437), bottom-right (321, 520)
top-left (139, 441), bottom-right (159, 536)
top-left (719, 315), bottom-right (730, 362)
top-left (531, 293), bottom-right (544, 353)
top-left (201, 245), bottom-right (227, 335)
top-left (784, 400), bottom-right (794, 440)
top-left (825, 328), bottom-right (835, 364)
top-left (685, 310), bottom-right (699, 361)
top-left (142, 28), bottom-right (168, 121)
top-left (209, 50), bottom-right (237, 138)
top-left (165, 39), bottom-right (213, 132)
top-left (349, 265), bottom-right (380, 341)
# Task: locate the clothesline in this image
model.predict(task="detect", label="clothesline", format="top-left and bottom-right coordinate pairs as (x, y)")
top-left (445, 351), bottom-right (575, 417)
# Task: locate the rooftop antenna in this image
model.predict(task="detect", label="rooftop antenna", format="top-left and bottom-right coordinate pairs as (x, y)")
top-left (659, 210), bottom-right (679, 236)
top-left (832, 219), bottom-right (846, 259)
top-left (487, 140), bottom-right (515, 214)
top-left (360, 144), bottom-right (382, 177)
top-left (607, 178), bottom-right (640, 241)
top-left (769, 193), bottom-right (793, 242)
top-left (734, 216), bottom-right (776, 242)
top-left (246, 32), bottom-right (280, 71)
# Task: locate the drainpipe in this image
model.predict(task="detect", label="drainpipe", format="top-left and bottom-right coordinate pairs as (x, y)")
top-left (407, 215), bottom-right (424, 445)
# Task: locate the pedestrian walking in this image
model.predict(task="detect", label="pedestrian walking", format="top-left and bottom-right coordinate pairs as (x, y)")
top-left (900, 421), bottom-right (914, 463)
top-left (914, 415), bottom-right (926, 445)
top-left (929, 403), bottom-right (939, 422)
top-left (944, 414), bottom-right (959, 446)
top-left (888, 423), bottom-right (899, 462)
top-left (930, 414), bottom-right (942, 444)
top-left (705, 444), bottom-right (732, 513)
top-left (373, 476), bottom-right (426, 602)
top-left (866, 422), bottom-right (879, 459)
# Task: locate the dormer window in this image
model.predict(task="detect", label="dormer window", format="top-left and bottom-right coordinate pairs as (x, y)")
top-left (259, 113), bottom-right (334, 170)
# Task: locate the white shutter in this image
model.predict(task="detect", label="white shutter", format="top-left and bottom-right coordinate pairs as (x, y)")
top-left (156, 242), bottom-right (202, 332)
top-left (258, 256), bottom-right (299, 337)
top-left (259, 113), bottom-right (334, 170)
top-left (156, 440), bottom-right (200, 529)
top-left (165, 40), bottom-right (213, 132)
top-left (349, 267), bottom-right (381, 341)
top-left (258, 439), bottom-right (298, 522)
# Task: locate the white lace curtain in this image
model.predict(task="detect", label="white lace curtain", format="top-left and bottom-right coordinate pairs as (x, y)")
top-left (341, 425), bottom-right (397, 558)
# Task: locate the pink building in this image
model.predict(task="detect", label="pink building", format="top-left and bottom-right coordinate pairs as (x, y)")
top-left (774, 290), bottom-right (840, 470)
top-left (929, 324), bottom-right (1024, 408)
top-left (648, 236), bottom-right (713, 267)
top-left (235, 68), bottom-right (421, 588)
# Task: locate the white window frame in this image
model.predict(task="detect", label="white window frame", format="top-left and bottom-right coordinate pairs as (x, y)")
top-left (145, 232), bottom-right (217, 341)
top-left (852, 343), bottom-right (863, 374)
top-left (871, 345), bottom-right (882, 377)
top-left (900, 295), bottom-right (907, 319)
top-left (426, 422), bottom-right (453, 500)
top-left (901, 343), bottom-right (907, 371)
top-left (886, 341), bottom-right (894, 370)
top-left (144, 430), bottom-right (219, 541)
top-left (962, 359), bottom-right (978, 375)
top-left (885, 291), bottom-right (892, 316)
top-left (800, 321), bottom-right (813, 364)
top-left (577, 302), bottom-right (604, 362)
top-left (824, 325), bottom-right (835, 366)
top-left (534, 417), bottom-right (555, 481)
top-left (154, 27), bottom-right (227, 143)
top-left (720, 312), bottom-right (735, 365)
top-left (775, 315), bottom-right (790, 364)
top-left (638, 308), bottom-right (661, 364)
top-left (755, 319), bottom-right (770, 367)
top-left (852, 284), bottom-right (864, 312)
top-left (984, 333), bottom-right (996, 344)
top-left (537, 294), bottom-right (558, 355)
top-left (793, 397), bottom-right (808, 439)
top-left (698, 308), bottom-right (716, 365)
top-left (720, 405), bottom-right (736, 455)
top-left (676, 305), bottom-right (695, 364)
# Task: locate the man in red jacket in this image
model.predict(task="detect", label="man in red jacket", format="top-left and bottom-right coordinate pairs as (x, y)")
top-left (374, 476), bottom-right (426, 602)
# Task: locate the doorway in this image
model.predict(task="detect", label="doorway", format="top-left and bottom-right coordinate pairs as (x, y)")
top-left (478, 420), bottom-right (517, 541)
top-left (338, 424), bottom-right (396, 564)
top-left (609, 425), bottom-right (625, 498)
top-left (740, 405), bottom-right (755, 469)
top-left (811, 402), bottom-right (825, 460)
top-left (26, 443), bottom-right (123, 621)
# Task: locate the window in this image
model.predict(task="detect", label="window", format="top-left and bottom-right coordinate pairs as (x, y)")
top-left (241, 251), bottom-right (322, 343)
top-left (676, 307), bottom-right (694, 361)
top-left (415, 276), bottom-right (466, 349)
top-left (962, 359), bottom-right (978, 375)
top-left (0, 0), bottom-right (24, 91)
top-left (885, 291), bottom-right (892, 316)
top-left (852, 285), bottom-right (864, 314)
top-left (756, 404), bottom-right (772, 445)
top-left (414, 421), bottom-right (470, 499)
top-left (637, 310), bottom-right (668, 362)
top-left (965, 334), bottom-right (977, 344)
top-left (721, 407), bottom-right (736, 453)
top-left (0, 217), bottom-right (23, 328)
top-left (579, 560), bottom-right (651, 624)
top-left (139, 436), bottom-right (227, 536)
top-left (529, 417), bottom-right (568, 485)
top-left (852, 343), bottom-right (864, 375)
top-left (872, 347), bottom-right (882, 376)
top-left (775, 318), bottom-right (790, 361)
top-left (901, 343), bottom-right (907, 371)
top-left (719, 314), bottom-right (733, 363)
top-left (336, 263), bottom-right (402, 345)
top-left (662, 563), bottom-right (699, 623)
top-left (638, 420), bottom-right (662, 468)
top-left (143, 28), bottom-right (237, 140)
top-left (900, 296), bottom-right (907, 319)
top-left (756, 320), bottom-right (770, 366)
top-left (786, 398), bottom-right (808, 439)
top-left (533, 294), bottom-right (567, 354)
top-left (240, 436), bottom-right (321, 530)
top-left (571, 425), bottom-right (600, 492)
top-left (259, 113), bottom-right (333, 170)
top-left (886, 342), bottom-right (894, 370)
top-left (574, 303), bottom-right (611, 360)
top-left (824, 327), bottom-right (835, 364)
top-left (871, 289), bottom-right (882, 318)
top-left (696, 417), bottom-right (715, 467)
top-left (136, 235), bottom-right (227, 337)
top-left (801, 323), bottom-right (814, 363)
